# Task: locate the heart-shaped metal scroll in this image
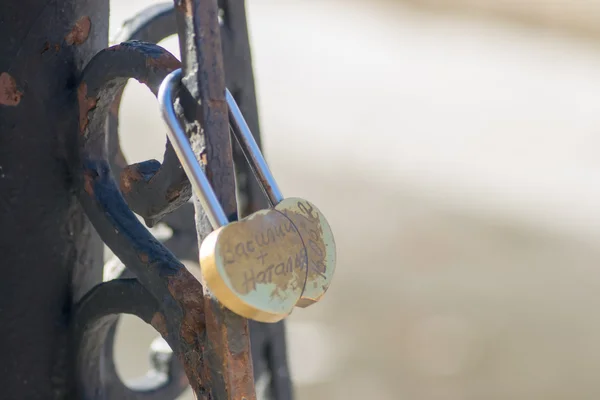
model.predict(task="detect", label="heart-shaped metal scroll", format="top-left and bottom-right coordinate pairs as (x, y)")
top-left (200, 209), bottom-right (308, 323)
top-left (275, 198), bottom-right (336, 307)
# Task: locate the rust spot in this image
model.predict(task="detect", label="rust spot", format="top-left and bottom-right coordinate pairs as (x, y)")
top-left (41, 41), bottom-right (50, 54)
top-left (151, 312), bottom-right (168, 338)
top-left (54, 44), bottom-right (61, 52)
top-left (165, 187), bottom-right (182, 203)
top-left (202, 299), bottom-right (255, 396)
top-left (146, 52), bottom-right (181, 72)
top-left (200, 152), bottom-right (208, 166)
top-left (78, 82), bottom-right (96, 134)
top-left (206, 99), bottom-right (226, 108)
top-left (65, 16), bottom-right (91, 46)
top-left (175, 0), bottom-right (193, 16)
top-left (176, 348), bottom-right (204, 394)
top-left (0, 73), bottom-right (23, 106)
top-left (83, 170), bottom-right (96, 196)
top-left (167, 268), bottom-right (205, 345)
top-left (119, 165), bottom-right (143, 194)
top-left (229, 351), bottom-right (254, 395)
top-left (106, 44), bottom-right (122, 52)
top-left (139, 253), bottom-right (149, 263)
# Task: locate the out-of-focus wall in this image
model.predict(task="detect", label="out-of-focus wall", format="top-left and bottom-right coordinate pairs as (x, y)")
top-left (399, 0), bottom-right (600, 40)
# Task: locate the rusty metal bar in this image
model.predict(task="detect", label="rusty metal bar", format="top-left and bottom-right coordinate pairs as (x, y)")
top-left (173, 0), bottom-right (256, 398)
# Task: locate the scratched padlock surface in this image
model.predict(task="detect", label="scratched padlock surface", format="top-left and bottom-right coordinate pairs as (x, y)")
top-left (276, 198), bottom-right (336, 307)
top-left (200, 209), bottom-right (308, 322)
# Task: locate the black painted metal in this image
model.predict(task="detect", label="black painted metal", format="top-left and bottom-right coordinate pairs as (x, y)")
top-left (0, 1), bottom-right (108, 398)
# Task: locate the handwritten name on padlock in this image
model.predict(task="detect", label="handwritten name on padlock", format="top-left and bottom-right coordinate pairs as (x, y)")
top-left (276, 198), bottom-right (336, 307)
top-left (200, 209), bottom-right (309, 323)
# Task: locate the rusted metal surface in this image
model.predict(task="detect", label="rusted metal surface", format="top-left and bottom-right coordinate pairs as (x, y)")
top-left (173, 1), bottom-right (256, 398)
top-left (107, 5), bottom-right (193, 228)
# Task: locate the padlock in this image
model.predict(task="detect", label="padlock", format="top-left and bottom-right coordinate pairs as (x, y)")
top-left (159, 69), bottom-right (308, 323)
top-left (159, 68), bottom-right (336, 322)
top-left (226, 89), bottom-right (337, 307)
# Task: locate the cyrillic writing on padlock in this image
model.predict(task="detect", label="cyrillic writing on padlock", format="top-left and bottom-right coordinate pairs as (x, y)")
top-left (200, 209), bottom-right (308, 322)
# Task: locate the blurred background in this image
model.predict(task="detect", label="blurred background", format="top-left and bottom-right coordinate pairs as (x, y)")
top-left (109, 1), bottom-right (600, 399)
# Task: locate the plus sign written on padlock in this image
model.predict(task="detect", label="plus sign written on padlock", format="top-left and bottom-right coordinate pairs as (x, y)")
top-left (256, 250), bottom-right (268, 264)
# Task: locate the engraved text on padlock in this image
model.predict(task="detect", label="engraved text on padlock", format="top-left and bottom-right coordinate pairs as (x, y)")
top-left (200, 209), bottom-right (308, 322)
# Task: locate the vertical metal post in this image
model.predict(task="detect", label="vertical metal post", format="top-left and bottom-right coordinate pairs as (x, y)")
top-left (173, 1), bottom-right (256, 398)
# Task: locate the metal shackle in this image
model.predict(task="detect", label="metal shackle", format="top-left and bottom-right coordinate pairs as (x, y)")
top-left (225, 89), bottom-right (284, 207)
top-left (159, 67), bottom-right (286, 220)
top-left (158, 68), bottom-right (230, 229)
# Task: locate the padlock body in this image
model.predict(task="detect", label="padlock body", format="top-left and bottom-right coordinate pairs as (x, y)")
top-left (200, 208), bottom-right (308, 322)
top-left (276, 198), bottom-right (336, 307)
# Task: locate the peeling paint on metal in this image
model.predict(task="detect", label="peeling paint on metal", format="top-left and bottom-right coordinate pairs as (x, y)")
top-left (83, 170), bottom-right (96, 196)
top-left (119, 165), bottom-right (143, 194)
top-left (146, 53), bottom-right (181, 72)
top-left (151, 312), bottom-right (169, 338)
top-left (77, 83), bottom-right (96, 133)
top-left (175, 0), bottom-right (193, 16)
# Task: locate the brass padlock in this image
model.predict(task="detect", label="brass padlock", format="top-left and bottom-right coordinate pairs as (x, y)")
top-left (226, 90), bottom-right (336, 307)
top-left (158, 69), bottom-right (336, 322)
top-left (159, 69), bottom-right (308, 323)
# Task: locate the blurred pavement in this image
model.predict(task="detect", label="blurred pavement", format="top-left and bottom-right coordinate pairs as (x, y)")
top-left (109, 1), bottom-right (600, 399)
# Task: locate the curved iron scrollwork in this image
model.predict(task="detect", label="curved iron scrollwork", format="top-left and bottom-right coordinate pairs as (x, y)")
top-left (72, 2), bottom-right (293, 399)
top-left (73, 279), bottom-right (186, 399)
top-left (74, 41), bottom-right (203, 398)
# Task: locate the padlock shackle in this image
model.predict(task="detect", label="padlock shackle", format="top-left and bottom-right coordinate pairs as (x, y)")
top-left (225, 89), bottom-right (284, 207)
top-left (158, 68), bottom-right (230, 229)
